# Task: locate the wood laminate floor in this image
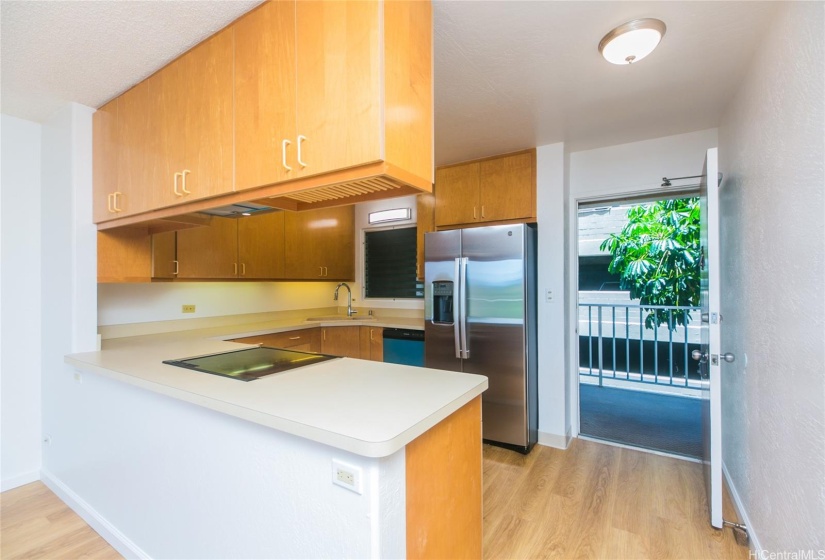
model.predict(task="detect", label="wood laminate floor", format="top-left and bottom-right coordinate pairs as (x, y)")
top-left (483, 439), bottom-right (747, 559)
top-left (1, 439), bottom-right (746, 559)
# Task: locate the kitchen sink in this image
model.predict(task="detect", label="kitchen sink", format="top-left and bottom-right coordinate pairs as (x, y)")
top-left (305, 315), bottom-right (375, 322)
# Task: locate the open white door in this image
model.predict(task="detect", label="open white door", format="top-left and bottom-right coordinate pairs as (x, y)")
top-left (696, 148), bottom-right (723, 528)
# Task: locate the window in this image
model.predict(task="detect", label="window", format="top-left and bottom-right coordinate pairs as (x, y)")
top-left (364, 227), bottom-right (423, 298)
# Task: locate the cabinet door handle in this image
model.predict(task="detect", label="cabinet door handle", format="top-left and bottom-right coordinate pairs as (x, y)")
top-left (370, 329), bottom-right (374, 342)
top-left (174, 172), bottom-right (183, 196)
top-left (234, 263), bottom-right (238, 276)
top-left (473, 206), bottom-right (477, 220)
top-left (173, 260), bottom-right (179, 276)
top-left (241, 263), bottom-right (246, 276)
top-left (107, 193), bottom-right (114, 213)
top-left (481, 205), bottom-right (485, 219)
top-left (181, 170), bottom-right (191, 194)
top-left (282, 139), bottom-right (292, 171)
top-left (323, 266), bottom-right (328, 277)
top-left (289, 336), bottom-right (301, 340)
top-left (297, 135), bottom-right (307, 168)
top-left (323, 329), bottom-right (326, 341)
top-left (112, 192), bottom-right (123, 212)
top-left (319, 266), bottom-right (324, 277)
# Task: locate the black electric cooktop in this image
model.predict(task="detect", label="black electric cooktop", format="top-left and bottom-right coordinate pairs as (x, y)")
top-left (163, 347), bottom-right (338, 382)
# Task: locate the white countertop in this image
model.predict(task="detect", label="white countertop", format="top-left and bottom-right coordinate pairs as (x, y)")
top-left (67, 315), bottom-right (486, 458)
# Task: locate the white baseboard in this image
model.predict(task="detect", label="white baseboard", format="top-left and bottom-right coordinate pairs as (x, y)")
top-left (538, 428), bottom-right (572, 449)
top-left (1, 470), bottom-right (40, 492)
top-left (723, 462), bottom-right (762, 554)
top-left (40, 469), bottom-right (149, 560)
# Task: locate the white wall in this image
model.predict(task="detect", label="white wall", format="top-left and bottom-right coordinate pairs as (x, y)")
top-left (535, 143), bottom-right (570, 447)
top-left (0, 114), bottom-right (43, 490)
top-left (718, 2), bottom-right (824, 553)
top-left (98, 282), bottom-right (341, 326)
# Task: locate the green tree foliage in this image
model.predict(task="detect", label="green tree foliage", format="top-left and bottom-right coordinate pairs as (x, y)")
top-left (599, 197), bottom-right (701, 329)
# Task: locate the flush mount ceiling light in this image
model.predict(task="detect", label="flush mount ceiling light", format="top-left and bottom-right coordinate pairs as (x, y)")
top-left (599, 18), bottom-right (666, 65)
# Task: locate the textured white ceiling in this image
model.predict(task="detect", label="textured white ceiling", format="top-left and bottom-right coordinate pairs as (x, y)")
top-left (1, 0), bottom-right (778, 165)
top-left (0, 0), bottom-right (263, 123)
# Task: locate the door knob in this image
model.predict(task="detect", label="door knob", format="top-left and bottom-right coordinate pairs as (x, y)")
top-left (721, 352), bottom-right (736, 363)
top-left (691, 349), bottom-right (708, 363)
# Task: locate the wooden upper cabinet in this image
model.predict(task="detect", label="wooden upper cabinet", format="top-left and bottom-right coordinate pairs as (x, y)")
top-left (115, 82), bottom-right (155, 218)
top-left (416, 193), bottom-right (435, 281)
top-left (233, 0), bottom-right (432, 196)
top-left (435, 163), bottom-right (479, 227)
top-left (93, 99), bottom-right (119, 222)
top-left (238, 212), bottom-right (286, 279)
top-left (294, 0), bottom-right (381, 178)
top-left (151, 28), bottom-right (234, 210)
top-left (176, 217), bottom-right (238, 279)
top-left (283, 206), bottom-right (354, 280)
top-left (234, 0), bottom-right (297, 191)
top-left (435, 150), bottom-right (536, 228)
top-left (478, 151), bottom-right (535, 222)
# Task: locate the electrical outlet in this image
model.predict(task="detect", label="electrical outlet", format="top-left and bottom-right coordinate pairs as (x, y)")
top-left (332, 459), bottom-right (362, 494)
top-left (182, 304), bottom-right (196, 313)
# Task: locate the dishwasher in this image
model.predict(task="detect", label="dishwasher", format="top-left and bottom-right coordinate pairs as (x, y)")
top-left (382, 328), bottom-right (425, 367)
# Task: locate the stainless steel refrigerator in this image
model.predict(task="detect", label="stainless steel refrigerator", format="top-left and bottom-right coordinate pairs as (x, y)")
top-left (424, 223), bottom-right (538, 453)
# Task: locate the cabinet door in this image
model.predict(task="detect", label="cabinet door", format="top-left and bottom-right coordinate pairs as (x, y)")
top-left (93, 99), bottom-right (119, 223)
top-left (321, 326), bottom-right (361, 358)
top-left (176, 218), bottom-right (238, 279)
top-left (295, 1), bottom-right (382, 178)
top-left (97, 229), bottom-right (152, 283)
top-left (233, 328), bottom-right (321, 352)
top-left (234, 0), bottom-right (298, 191)
top-left (416, 193), bottom-right (435, 280)
top-left (284, 206), bottom-right (354, 280)
top-left (360, 326), bottom-right (384, 361)
top-left (283, 211), bottom-right (326, 279)
top-left (116, 82), bottom-right (155, 217)
top-left (319, 206), bottom-right (355, 280)
top-left (238, 211), bottom-right (285, 279)
top-left (152, 231), bottom-right (177, 279)
top-left (435, 163), bottom-right (479, 227)
top-left (149, 58), bottom-right (186, 210)
top-left (478, 151), bottom-right (535, 222)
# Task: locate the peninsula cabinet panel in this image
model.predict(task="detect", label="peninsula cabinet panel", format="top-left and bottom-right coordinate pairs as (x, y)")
top-left (234, 0), bottom-right (297, 191)
top-left (478, 150), bottom-right (535, 222)
top-left (321, 326), bottom-right (361, 358)
top-left (151, 28), bottom-right (234, 210)
top-left (434, 163), bottom-right (479, 227)
top-left (283, 206), bottom-right (354, 280)
top-left (238, 212), bottom-right (285, 279)
top-left (176, 218), bottom-right (238, 279)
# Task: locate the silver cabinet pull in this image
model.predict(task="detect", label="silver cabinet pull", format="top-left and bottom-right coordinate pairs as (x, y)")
top-left (112, 192), bottom-right (123, 212)
top-left (181, 170), bottom-right (191, 194)
top-left (173, 172), bottom-right (183, 196)
top-left (289, 336), bottom-right (301, 340)
top-left (234, 263), bottom-right (238, 276)
top-left (107, 193), bottom-right (114, 213)
top-left (241, 263), bottom-right (246, 276)
top-left (173, 260), bottom-right (179, 276)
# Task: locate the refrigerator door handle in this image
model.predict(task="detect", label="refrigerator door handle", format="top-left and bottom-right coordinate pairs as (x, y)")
top-left (459, 257), bottom-right (470, 359)
top-left (453, 257), bottom-right (462, 359)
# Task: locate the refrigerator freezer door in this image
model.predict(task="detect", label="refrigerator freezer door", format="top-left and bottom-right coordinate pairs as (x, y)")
top-left (462, 224), bottom-right (529, 447)
top-left (424, 230), bottom-right (462, 372)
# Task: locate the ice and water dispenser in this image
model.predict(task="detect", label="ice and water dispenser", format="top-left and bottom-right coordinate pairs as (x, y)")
top-left (432, 281), bottom-right (454, 324)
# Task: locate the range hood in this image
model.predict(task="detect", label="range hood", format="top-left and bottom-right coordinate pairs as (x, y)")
top-left (197, 202), bottom-right (277, 218)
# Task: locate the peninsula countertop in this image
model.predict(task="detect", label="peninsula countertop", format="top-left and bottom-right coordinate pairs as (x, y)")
top-left (67, 314), bottom-right (486, 458)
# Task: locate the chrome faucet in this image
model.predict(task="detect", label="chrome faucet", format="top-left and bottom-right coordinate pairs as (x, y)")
top-left (334, 282), bottom-right (357, 317)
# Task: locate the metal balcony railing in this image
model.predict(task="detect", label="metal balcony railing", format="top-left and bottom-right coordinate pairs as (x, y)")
top-left (579, 302), bottom-right (703, 389)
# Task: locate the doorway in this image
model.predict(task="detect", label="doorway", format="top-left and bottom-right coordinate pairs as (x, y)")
top-left (576, 195), bottom-right (703, 458)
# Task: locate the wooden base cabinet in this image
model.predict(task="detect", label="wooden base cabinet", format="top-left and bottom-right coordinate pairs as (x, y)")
top-left (232, 328), bottom-right (321, 353)
top-left (435, 149), bottom-right (536, 228)
top-left (321, 326), bottom-right (361, 358)
top-left (360, 326), bottom-right (384, 361)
